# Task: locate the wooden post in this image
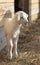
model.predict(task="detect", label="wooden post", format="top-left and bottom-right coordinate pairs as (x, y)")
top-left (30, 0), bottom-right (39, 22)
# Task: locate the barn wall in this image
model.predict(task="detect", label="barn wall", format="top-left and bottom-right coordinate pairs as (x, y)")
top-left (24, 0), bottom-right (29, 14)
top-left (0, 0), bottom-right (14, 2)
top-left (30, 0), bottom-right (39, 22)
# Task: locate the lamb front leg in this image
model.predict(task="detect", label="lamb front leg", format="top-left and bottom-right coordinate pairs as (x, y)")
top-left (9, 38), bottom-right (13, 60)
top-left (14, 36), bottom-right (19, 58)
top-left (14, 39), bottom-right (18, 58)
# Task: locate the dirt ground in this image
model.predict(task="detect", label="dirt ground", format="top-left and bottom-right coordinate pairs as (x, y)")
top-left (0, 19), bottom-right (40, 65)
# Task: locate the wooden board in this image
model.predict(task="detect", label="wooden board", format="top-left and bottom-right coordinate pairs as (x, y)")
top-left (30, 0), bottom-right (39, 21)
top-left (0, 0), bottom-right (14, 3)
top-left (31, 0), bottom-right (39, 4)
top-left (0, 26), bottom-right (7, 51)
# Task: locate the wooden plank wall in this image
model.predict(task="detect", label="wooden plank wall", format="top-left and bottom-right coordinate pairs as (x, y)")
top-left (24, 0), bottom-right (29, 14)
top-left (30, 0), bottom-right (39, 22)
top-left (0, 0), bottom-right (14, 2)
top-left (0, 26), bottom-right (7, 51)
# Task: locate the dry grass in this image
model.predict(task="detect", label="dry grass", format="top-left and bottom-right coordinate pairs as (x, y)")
top-left (0, 19), bottom-right (40, 65)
